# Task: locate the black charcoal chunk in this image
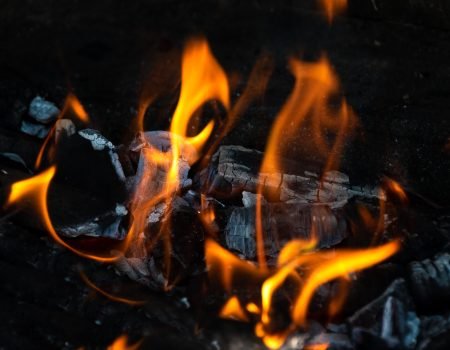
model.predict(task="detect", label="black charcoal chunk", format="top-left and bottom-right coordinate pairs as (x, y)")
top-left (416, 314), bottom-right (450, 350)
top-left (224, 203), bottom-right (347, 259)
top-left (408, 253), bottom-right (450, 311)
top-left (348, 279), bottom-right (420, 349)
top-left (306, 333), bottom-right (354, 350)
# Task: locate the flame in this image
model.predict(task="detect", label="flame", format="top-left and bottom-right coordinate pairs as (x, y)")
top-left (206, 235), bottom-right (399, 348)
top-left (291, 241), bottom-right (399, 325)
top-left (205, 239), bottom-right (264, 292)
top-left (219, 296), bottom-right (249, 322)
top-left (125, 38), bottom-right (230, 286)
top-left (5, 167), bottom-right (124, 262)
top-left (107, 335), bottom-right (141, 350)
top-left (384, 178), bottom-right (408, 203)
top-left (255, 57), bottom-right (356, 268)
top-left (319, 0), bottom-right (347, 23)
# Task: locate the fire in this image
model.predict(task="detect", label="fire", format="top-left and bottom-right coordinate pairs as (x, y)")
top-left (255, 57), bottom-right (356, 268)
top-left (4, 36), bottom-right (404, 350)
top-left (291, 241), bottom-right (399, 325)
top-left (206, 236), bottom-right (399, 348)
top-left (319, 0), bottom-right (347, 23)
top-left (219, 296), bottom-right (249, 322)
top-left (107, 335), bottom-right (141, 350)
top-left (5, 167), bottom-right (124, 262)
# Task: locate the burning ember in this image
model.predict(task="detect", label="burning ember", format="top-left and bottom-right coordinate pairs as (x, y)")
top-left (4, 2), bottom-right (449, 349)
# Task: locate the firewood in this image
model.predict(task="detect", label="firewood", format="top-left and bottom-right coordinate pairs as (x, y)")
top-left (197, 145), bottom-right (381, 206)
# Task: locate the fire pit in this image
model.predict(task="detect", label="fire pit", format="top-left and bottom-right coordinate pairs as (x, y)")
top-left (1, 1), bottom-right (449, 349)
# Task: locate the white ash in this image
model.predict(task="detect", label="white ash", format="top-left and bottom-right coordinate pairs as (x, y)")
top-left (78, 129), bottom-right (126, 182)
top-left (20, 120), bottom-right (50, 138)
top-left (79, 129), bottom-right (114, 151)
top-left (28, 96), bottom-right (60, 124)
top-left (148, 202), bottom-right (168, 223)
top-left (115, 204), bottom-right (128, 216)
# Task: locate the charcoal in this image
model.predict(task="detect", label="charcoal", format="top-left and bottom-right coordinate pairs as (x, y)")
top-left (197, 145), bottom-right (380, 206)
top-left (224, 203), bottom-right (347, 259)
top-left (347, 279), bottom-right (420, 349)
top-left (28, 96), bottom-right (60, 124)
top-left (116, 200), bottom-right (205, 289)
top-left (20, 120), bottom-right (50, 138)
top-left (347, 278), bottom-right (413, 334)
top-left (408, 253), bottom-right (450, 312)
top-left (56, 204), bottom-right (127, 239)
top-left (416, 314), bottom-right (450, 350)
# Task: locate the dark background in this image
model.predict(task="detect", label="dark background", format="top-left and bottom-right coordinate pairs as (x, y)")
top-left (1, 0), bottom-right (449, 203)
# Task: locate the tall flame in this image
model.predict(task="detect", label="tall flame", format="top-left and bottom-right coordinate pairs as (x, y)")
top-left (255, 57), bottom-right (356, 268)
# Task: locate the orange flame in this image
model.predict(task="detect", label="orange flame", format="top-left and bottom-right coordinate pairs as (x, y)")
top-left (206, 236), bottom-right (399, 348)
top-left (319, 0), bottom-right (347, 23)
top-left (126, 38), bottom-right (230, 286)
top-left (107, 335), bottom-right (141, 350)
top-left (5, 167), bottom-right (125, 262)
top-left (255, 57), bottom-right (356, 268)
top-left (219, 296), bottom-right (249, 322)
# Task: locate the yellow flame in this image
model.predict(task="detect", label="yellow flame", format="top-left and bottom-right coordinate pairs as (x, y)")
top-left (292, 241), bottom-right (399, 325)
top-left (219, 296), bottom-right (249, 322)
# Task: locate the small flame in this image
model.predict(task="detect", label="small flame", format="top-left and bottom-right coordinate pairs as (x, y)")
top-left (219, 296), bottom-right (249, 322)
top-left (319, 0), bottom-right (347, 23)
top-left (384, 178), bottom-right (408, 203)
top-left (107, 335), bottom-right (141, 350)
